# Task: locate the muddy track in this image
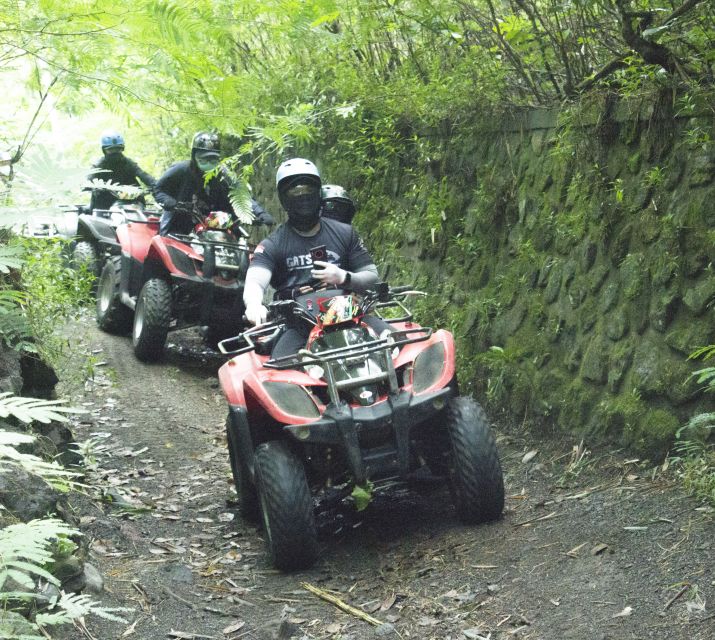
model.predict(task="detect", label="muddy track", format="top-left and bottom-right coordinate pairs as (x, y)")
top-left (58, 316), bottom-right (714, 640)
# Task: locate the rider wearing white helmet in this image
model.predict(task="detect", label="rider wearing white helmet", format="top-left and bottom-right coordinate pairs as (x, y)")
top-left (243, 158), bottom-right (381, 359)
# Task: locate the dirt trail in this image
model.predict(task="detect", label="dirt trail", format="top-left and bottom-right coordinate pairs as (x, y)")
top-left (58, 316), bottom-right (714, 640)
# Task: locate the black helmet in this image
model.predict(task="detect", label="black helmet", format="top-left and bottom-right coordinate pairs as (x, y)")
top-left (192, 132), bottom-right (220, 153)
top-left (191, 132), bottom-right (220, 173)
top-left (276, 158), bottom-right (322, 232)
top-left (321, 184), bottom-right (356, 224)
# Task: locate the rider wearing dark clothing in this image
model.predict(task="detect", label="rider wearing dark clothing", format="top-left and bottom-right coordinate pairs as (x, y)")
top-left (250, 217), bottom-right (372, 298)
top-left (244, 158), bottom-right (385, 360)
top-left (88, 131), bottom-right (155, 211)
top-left (154, 132), bottom-right (273, 236)
top-left (320, 184), bottom-right (356, 225)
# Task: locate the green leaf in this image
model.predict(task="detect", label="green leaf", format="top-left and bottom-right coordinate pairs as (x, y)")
top-left (351, 482), bottom-right (374, 511)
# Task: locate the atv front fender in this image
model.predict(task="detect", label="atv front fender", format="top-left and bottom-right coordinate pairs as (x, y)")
top-left (227, 405), bottom-right (256, 481)
top-left (77, 214), bottom-right (119, 250)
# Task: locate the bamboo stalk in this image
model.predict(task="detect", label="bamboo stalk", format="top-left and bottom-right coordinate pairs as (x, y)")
top-left (301, 582), bottom-right (383, 626)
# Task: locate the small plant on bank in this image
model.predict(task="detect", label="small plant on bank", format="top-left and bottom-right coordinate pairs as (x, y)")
top-left (672, 345), bottom-right (715, 506)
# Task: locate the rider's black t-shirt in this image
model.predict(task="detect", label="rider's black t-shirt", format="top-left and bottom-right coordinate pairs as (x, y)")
top-left (251, 218), bottom-right (373, 295)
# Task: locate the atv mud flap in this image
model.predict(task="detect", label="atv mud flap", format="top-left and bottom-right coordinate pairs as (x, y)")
top-left (227, 406), bottom-right (256, 479)
top-left (284, 387), bottom-right (455, 485)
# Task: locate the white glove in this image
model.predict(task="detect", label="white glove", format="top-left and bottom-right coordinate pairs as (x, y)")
top-left (311, 261), bottom-right (347, 286)
top-left (245, 303), bottom-right (268, 326)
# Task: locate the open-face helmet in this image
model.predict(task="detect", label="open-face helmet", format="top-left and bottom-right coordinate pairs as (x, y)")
top-left (276, 158), bottom-right (322, 232)
top-left (321, 184), bottom-right (356, 224)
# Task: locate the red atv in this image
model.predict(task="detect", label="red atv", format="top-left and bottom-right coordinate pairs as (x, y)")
top-left (95, 209), bottom-right (251, 360)
top-left (70, 198), bottom-right (158, 279)
top-left (218, 284), bottom-right (505, 571)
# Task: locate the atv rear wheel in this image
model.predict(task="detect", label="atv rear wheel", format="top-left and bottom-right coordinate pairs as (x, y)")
top-left (254, 441), bottom-right (318, 571)
top-left (73, 241), bottom-right (100, 279)
top-left (446, 397), bottom-right (504, 524)
top-left (226, 418), bottom-right (259, 522)
top-left (96, 257), bottom-right (132, 334)
top-left (133, 278), bottom-right (171, 362)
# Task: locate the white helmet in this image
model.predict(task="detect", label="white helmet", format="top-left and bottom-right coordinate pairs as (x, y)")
top-left (276, 158), bottom-right (323, 231)
top-left (275, 158), bottom-right (320, 188)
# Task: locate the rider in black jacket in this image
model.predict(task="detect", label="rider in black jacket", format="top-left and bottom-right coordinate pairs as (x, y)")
top-left (88, 131), bottom-right (155, 210)
top-left (154, 132), bottom-right (273, 236)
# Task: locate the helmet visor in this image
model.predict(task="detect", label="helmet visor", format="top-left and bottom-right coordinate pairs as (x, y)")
top-left (103, 145), bottom-right (124, 155)
top-left (196, 151), bottom-right (220, 173)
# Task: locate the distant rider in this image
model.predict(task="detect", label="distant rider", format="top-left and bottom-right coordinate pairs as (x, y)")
top-left (88, 131), bottom-right (155, 211)
top-left (243, 158), bottom-right (385, 359)
top-left (320, 184), bottom-right (356, 225)
top-left (153, 132), bottom-right (274, 236)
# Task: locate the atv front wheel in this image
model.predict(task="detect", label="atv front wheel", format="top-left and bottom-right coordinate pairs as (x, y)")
top-left (73, 241), bottom-right (100, 278)
top-left (96, 257), bottom-right (132, 334)
top-left (446, 397), bottom-right (505, 524)
top-left (226, 417), bottom-right (259, 522)
top-left (254, 441), bottom-right (318, 571)
top-left (132, 278), bottom-right (171, 362)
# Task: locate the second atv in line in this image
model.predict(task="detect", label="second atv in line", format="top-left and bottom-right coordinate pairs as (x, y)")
top-left (95, 208), bottom-right (253, 360)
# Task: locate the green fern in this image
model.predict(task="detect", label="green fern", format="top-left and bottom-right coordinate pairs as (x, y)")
top-left (0, 245), bottom-right (25, 273)
top-left (0, 289), bottom-right (26, 312)
top-left (36, 592), bottom-right (131, 626)
top-left (0, 518), bottom-right (77, 596)
top-left (0, 393), bottom-right (85, 424)
top-left (0, 520), bottom-right (130, 637)
top-left (0, 429), bottom-right (82, 491)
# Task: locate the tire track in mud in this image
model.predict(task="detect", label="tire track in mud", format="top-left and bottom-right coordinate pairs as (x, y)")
top-left (60, 317), bottom-right (715, 640)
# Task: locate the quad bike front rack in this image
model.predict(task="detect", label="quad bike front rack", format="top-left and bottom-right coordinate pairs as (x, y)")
top-left (266, 327), bottom-right (433, 406)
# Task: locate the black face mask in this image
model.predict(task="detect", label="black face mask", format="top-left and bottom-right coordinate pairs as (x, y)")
top-left (280, 180), bottom-right (322, 231)
top-left (102, 152), bottom-right (123, 167)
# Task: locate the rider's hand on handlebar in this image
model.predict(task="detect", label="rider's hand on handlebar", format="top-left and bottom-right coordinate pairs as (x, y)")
top-left (311, 261), bottom-right (347, 286)
top-left (245, 303), bottom-right (268, 326)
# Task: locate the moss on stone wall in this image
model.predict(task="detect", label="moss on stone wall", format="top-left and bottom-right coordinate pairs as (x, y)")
top-left (275, 98), bottom-right (715, 458)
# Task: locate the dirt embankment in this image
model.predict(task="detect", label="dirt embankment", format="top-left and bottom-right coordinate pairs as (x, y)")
top-left (57, 318), bottom-right (714, 640)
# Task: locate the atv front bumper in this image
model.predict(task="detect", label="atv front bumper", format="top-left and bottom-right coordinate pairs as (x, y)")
top-left (284, 387), bottom-right (456, 484)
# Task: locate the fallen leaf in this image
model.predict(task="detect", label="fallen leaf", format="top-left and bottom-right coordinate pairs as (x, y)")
top-left (550, 599), bottom-right (560, 606)
top-left (121, 620), bottom-right (138, 637)
top-left (521, 450), bottom-right (538, 464)
top-left (325, 622), bottom-right (342, 633)
top-left (612, 606), bottom-right (633, 618)
top-left (463, 629), bottom-right (489, 640)
top-left (566, 542), bottom-right (587, 557)
top-left (222, 620), bottom-right (245, 635)
top-left (418, 616), bottom-right (439, 626)
top-left (167, 632), bottom-right (196, 639)
top-left (590, 543), bottom-right (608, 556)
top-left (380, 592), bottom-right (396, 611)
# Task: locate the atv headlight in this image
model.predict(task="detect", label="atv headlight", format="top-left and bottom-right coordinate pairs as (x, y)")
top-left (262, 382), bottom-right (320, 418)
top-left (412, 342), bottom-right (446, 394)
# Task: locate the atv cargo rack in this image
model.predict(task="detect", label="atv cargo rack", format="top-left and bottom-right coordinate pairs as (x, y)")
top-left (221, 326), bottom-right (433, 406)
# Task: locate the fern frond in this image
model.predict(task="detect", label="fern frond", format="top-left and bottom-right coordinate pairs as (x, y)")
top-left (0, 393), bottom-right (86, 424)
top-left (11, 147), bottom-right (95, 206)
top-left (36, 592), bottom-right (131, 626)
top-left (0, 427), bottom-right (82, 491)
top-left (0, 245), bottom-right (25, 273)
top-left (0, 289), bottom-right (27, 311)
top-left (84, 178), bottom-right (145, 200)
top-left (0, 518), bottom-right (78, 593)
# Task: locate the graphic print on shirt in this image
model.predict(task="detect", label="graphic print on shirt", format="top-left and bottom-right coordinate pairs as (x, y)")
top-left (286, 249), bottom-right (340, 270)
